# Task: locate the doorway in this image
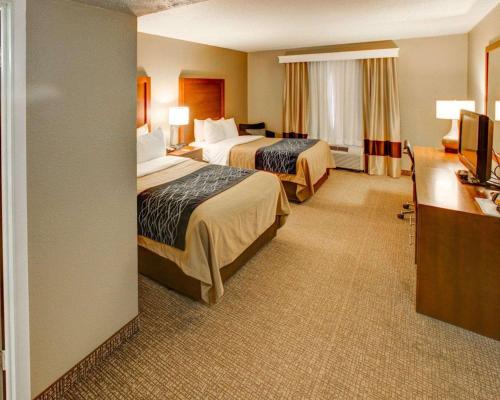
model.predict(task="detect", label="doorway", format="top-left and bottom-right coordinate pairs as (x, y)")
top-left (0, 2), bottom-right (13, 398)
top-left (0, 1), bottom-right (31, 398)
top-left (0, 5), bottom-right (5, 399)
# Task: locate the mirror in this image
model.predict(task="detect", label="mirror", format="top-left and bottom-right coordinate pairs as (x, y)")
top-left (486, 40), bottom-right (500, 151)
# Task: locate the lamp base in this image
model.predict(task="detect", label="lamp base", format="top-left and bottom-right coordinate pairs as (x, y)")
top-left (169, 126), bottom-right (177, 147)
top-left (442, 119), bottom-right (459, 153)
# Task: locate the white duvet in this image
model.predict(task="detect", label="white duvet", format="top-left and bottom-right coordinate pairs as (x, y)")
top-left (191, 135), bottom-right (263, 165)
top-left (137, 155), bottom-right (189, 178)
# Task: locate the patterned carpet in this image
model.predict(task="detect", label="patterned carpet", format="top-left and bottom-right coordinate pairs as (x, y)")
top-left (63, 170), bottom-right (500, 400)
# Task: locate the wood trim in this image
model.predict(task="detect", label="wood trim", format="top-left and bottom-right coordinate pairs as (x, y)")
top-left (178, 77), bottom-right (225, 144)
top-left (485, 39), bottom-right (500, 116)
top-left (485, 49), bottom-right (489, 115)
top-left (137, 76), bottom-right (151, 131)
top-left (34, 316), bottom-right (140, 400)
top-left (486, 39), bottom-right (500, 53)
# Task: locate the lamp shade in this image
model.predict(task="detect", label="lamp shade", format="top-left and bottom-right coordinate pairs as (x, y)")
top-left (169, 107), bottom-right (189, 126)
top-left (436, 100), bottom-right (475, 120)
top-left (496, 101), bottom-right (500, 122)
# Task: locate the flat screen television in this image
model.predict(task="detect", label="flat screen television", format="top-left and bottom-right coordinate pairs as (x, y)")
top-left (458, 110), bottom-right (493, 183)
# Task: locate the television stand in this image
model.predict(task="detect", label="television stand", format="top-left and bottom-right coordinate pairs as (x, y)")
top-left (414, 147), bottom-right (499, 340)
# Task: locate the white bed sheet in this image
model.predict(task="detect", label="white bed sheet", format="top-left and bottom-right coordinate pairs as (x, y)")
top-left (137, 155), bottom-right (189, 178)
top-left (191, 135), bottom-right (263, 165)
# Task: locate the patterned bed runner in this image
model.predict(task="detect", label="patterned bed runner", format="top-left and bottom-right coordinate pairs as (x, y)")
top-left (255, 139), bottom-right (319, 174)
top-left (138, 165), bottom-right (255, 250)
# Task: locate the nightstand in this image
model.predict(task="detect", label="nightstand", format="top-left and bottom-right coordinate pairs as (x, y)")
top-left (167, 146), bottom-right (204, 162)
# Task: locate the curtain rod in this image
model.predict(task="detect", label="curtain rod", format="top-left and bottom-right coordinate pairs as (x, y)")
top-left (278, 48), bottom-right (399, 63)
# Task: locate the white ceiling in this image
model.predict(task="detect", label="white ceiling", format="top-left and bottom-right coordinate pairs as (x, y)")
top-left (72, 0), bottom-right (206, 16)
top-left (138, 0), bottom-right (500, 52)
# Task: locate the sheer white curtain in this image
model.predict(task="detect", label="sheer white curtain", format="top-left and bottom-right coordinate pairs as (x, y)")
top-left (308, 60), bottom-right (363, 146)
top-left (309, 62), bottom-right (334, 142)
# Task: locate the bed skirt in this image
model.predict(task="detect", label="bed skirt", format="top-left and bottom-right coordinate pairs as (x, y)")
top-left (138, 219), bottom-right (279, 303)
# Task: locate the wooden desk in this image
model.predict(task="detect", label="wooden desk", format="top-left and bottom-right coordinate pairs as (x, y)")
top-left (414, 147), bottom-right (499, 340)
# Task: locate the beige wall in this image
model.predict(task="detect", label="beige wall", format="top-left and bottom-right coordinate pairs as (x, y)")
top-left (138, 33), bottom-right (248, 139)
top-left (247, 35), bottom-right (469, 168)
top-left (27, 0), bottom-right (138, 396)
top-left (468, 3), bottom-right (500, 150)
top-left (248, 50), bottom-right (285, 133)
top-left (396, 35), bottom-right (469, 154)
top-left (468, 3), bottom-right (500, 114)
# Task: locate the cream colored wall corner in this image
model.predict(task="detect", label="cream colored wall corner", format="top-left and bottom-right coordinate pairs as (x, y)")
top-left (137, 33), bottom-right (248, 138)
top-left (26, 0), bottom-right (138, 396)
top-left (396, 35), bottom-right (469, 158)
top-left (467, 3), bottom-right (500, 151)
top-left (247, 50), bottom-right (286, 134)
top-left (468, 3), bottom-right (500, 114)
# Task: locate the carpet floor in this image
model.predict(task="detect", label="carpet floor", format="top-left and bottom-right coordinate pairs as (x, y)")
top-left (63, 170), bottom-right (500, 400)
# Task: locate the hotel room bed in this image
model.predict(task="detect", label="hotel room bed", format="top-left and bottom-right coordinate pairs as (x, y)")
top-left (137, 156), bottom-right (290, 304)
top-left (177, 77), bottom-right (334, 202)
top-left (193, 135), bottom-right (335, 202)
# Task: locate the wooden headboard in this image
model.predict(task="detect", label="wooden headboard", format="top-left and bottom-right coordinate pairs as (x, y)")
top-left (137, 76), bottom-right (151, 131)
top-left (179, 77), bottom-right (225, 144)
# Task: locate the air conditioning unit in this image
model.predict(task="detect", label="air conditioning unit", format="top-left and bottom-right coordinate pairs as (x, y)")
top-left (331, 145), bottom-right (365, 171)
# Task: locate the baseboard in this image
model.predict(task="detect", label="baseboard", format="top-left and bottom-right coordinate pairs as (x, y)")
top-left (401, 169), bottom-right (412, 176)
top-left (34, 315), bottom-right (140, 400)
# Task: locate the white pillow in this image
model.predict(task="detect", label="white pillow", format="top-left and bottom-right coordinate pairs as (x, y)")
top-left (194, 118), bottom-right (225, 142)
top-left (137, 127), bottom-right (165, 163)
top-left (221, 118), bottom-right (239, 139)
top-left (136, 124), bottom-right (149, 136)
top-left (204, 119), bottom-right (226, 144)
top-left (194, 119), bottom-right (207, 142)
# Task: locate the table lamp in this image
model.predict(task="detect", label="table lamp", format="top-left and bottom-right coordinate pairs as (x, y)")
top-left (168, 106), bottom-right (189, 150)
top-left (436, 100), bottom-right (475, 152)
